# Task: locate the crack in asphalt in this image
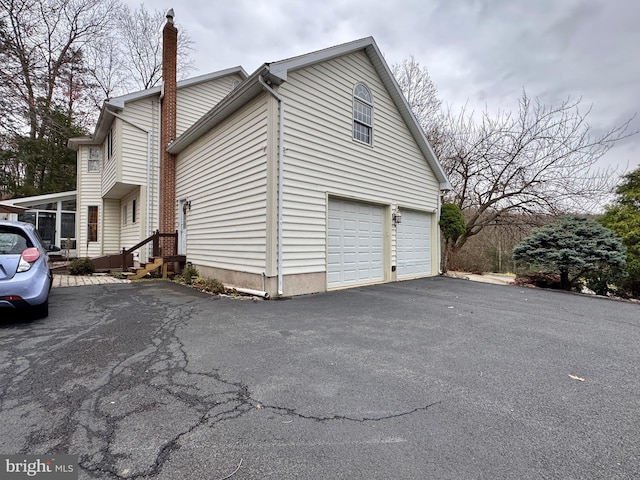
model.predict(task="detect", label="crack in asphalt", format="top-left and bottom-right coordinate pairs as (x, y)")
top-left (254, 400), bottom-right (443, 423)
top-left (1, 283), bottom-right (441, 479)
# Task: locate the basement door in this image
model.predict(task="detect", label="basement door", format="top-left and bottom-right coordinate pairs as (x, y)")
top-left (397, 209), bottom-right (432, 279)
top-left (327, 198), bottom-right (384, 289)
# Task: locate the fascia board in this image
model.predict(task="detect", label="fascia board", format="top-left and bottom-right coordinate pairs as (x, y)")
top-left (105, 67), bottom-right (248, 106)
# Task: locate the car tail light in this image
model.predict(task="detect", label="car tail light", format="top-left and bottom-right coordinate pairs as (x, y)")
top-left (17, 247), bottom-right (40, 272)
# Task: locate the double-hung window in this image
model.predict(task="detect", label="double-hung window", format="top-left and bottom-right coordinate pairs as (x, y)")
top-left (353, 83), bottom-right (373, 145)
top-left (88, 206), bottom-right (98, 242)
top-left (88, 147), bottom-right (101, 172)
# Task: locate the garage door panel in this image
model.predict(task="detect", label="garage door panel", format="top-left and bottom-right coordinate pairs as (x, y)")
top-left (328, 199), bottom-right (385, 288)
top-left (397, 210), bottom-right (432, 279)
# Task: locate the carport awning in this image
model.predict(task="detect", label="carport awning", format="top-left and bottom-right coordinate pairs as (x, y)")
top-left (0, 203), bottom-right (26, 214)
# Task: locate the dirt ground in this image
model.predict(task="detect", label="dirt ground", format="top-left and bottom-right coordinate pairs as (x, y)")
top-left (444, 271), bottom-right (515, 285)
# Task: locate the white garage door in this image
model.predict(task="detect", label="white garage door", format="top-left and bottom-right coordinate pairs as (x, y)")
top-left (327, 199), bottom-right (384, 288)
top-left (397, 210), bottom-right (432, 279)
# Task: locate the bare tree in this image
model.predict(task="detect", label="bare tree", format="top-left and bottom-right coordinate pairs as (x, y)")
top-left (83, 28), bottom-right (132, 103)
top-left (391, 57), bottom-right (443, 154)
top-left (0, 0), bottom-right (116, 138)
top-left (392, 58), bottom-right (636, 270)
top-left (0, 0), bottom-right (116, 195)
top-left (83, 4), bottom-right (196, 102)
top-left (117, 4), bottom-right (195, 90)
top-left (0, 0), bottom-right (197, 196)
top-left (441, 92), bottom-right (634, 257)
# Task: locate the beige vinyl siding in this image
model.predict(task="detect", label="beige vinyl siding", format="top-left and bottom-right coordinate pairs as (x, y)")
top-left (279, 51), bottom-right (440, 275)
top-left (101, 121), bottom-right (119, 197)
top-left (120, 189), bottom-right (141, 251)
top-left (77, 146), bottom-right (103, 258)
top-left (118, 97), bottom-right (158, 247)
top-left (177, 75), bottom-right (244, 136)
top-left (120, 97), bottom-right (156, 187)
top-left (102, 199), bottom-right (121, 253)
top-left (175, 94), bottom-right (269, 274)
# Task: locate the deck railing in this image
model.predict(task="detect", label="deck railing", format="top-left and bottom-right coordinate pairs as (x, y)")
top-left (121, 230), bottom-right (178, 271)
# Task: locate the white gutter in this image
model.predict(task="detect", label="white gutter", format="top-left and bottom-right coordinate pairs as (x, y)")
top-left (258, 75), bottom-right (285, 296)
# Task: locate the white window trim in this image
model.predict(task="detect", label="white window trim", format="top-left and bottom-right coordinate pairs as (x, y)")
top-left (107, 129), bottom-right (114, 160)
top-left (88, 147), bottom-right (101, 172)
top-left (353, 82), bottom-right (373, 146)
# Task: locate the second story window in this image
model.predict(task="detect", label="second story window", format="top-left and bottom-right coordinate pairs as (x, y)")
top-left (88, 147), bottom-right (101, 172)
top-left (353, 83), bottom-right (373, 145)
top-left (107, 128), bottom-right (114, 160)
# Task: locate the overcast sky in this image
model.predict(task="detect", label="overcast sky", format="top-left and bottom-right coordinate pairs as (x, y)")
top-left (142, 0), bottom-right (640, 173)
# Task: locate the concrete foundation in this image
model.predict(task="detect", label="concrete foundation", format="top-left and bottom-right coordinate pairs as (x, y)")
top-left (191, 265), bottom-right (327, 298)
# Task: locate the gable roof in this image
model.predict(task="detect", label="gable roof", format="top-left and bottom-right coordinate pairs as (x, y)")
top-left (168, 37), bottom-right (450, 190)
top-left (68, 67), bottom-right (248, 150)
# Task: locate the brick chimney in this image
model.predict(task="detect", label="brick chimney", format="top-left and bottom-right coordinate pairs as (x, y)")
top-left (159, 8), bottom-right (177, 253)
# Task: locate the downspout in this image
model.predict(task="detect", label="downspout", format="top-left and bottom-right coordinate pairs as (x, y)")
top-left (258, 75), bottom-right (285, 296)
top-left (437, 191), bottom-right (443, 274)
top-left (150, 100), bottom-right (158, 241)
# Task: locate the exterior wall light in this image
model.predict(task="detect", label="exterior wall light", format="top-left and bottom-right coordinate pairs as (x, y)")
top-left (392, 207), bottom-right (402, 225)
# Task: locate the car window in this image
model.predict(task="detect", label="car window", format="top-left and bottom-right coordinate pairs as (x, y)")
top-left (0, 227), bottom-right (34, 254)
top-left (33, 228), bottom-right (46, 248)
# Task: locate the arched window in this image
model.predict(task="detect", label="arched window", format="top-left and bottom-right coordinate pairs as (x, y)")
top-left (353, 83), bottom-right (373, 145)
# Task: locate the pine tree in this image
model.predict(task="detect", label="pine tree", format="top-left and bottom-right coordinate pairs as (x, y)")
top-left (513, 216), bottom-right (626, 293)
top-left (600, 168), bottom-right (640, 297)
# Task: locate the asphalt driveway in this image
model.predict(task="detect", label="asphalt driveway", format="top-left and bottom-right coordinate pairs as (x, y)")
top-left (1, 277), bottom-right (639, 479)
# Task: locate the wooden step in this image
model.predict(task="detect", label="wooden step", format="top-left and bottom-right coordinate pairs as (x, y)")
top-left (131, 257), bottom-right (164, 280)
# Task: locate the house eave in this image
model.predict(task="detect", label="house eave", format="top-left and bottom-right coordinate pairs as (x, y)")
top-left (67, 136), bottom-right (96, 151)
top-left (84, 67), bottom-right (251, 150)
top-left (168, 66), bottom-right (270, 155)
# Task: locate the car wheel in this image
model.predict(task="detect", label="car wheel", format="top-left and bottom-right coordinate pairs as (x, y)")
top-left (33, 299), bottom-right (49, 318)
